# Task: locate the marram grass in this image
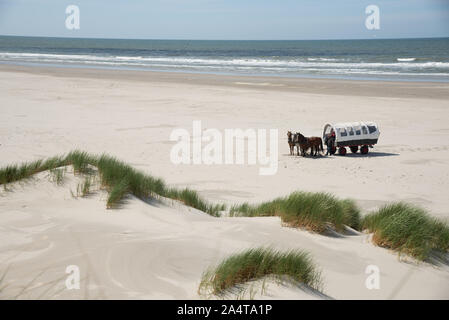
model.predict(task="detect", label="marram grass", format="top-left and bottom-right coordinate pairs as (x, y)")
top-left (77, 176), bottom-right (93, 197)
top-left (198, 247), bottom-right (323, 297)
top-left (49, 168), bottom-right (65, 186)
top-left (3, 151), bottom-right (449, 262)
top-left (0, 150), bottom-right (224, 216)
top-left (362, 202), bottom-right (449, 260)
top-left (230, 191), bottom-right (361, 233)
top-left (0, 155), bottom-right (67, 185)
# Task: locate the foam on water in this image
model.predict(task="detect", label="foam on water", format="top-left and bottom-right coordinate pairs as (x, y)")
top-left (1, 36), bottom-right (448, 81)
top-left (397, 58), bottom-right (416, 62)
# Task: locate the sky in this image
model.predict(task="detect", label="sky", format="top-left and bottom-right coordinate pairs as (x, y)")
top-left (0, 0), bottom-right (448, 40)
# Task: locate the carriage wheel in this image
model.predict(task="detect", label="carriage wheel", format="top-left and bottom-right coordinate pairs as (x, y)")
top-left (350, 146), bottom-right (358, 153)
top-left (338, 147), bottom-right (347, 156)
top-left (360, 145), bottom-right (369, 154)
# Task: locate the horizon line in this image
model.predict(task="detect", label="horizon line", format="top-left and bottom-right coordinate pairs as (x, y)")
top-left (1, 34), bottom-right (448, 42)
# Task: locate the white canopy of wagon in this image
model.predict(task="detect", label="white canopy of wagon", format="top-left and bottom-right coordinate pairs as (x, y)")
top-left (323, 121), bottom-right (380, 146)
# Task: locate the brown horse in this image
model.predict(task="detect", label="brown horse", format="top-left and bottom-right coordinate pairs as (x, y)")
top-left (293, 132), bottom-right (309, 156)
top-left (287, 131), bottom-right (295, 155)
top-left (308, 136), bottom-right (324, 156)
top-left (294, 132), bottom-right (323, 157)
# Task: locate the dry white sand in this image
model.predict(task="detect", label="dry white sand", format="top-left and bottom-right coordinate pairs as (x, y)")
top-left (1, 65), bottom-right (449, 299)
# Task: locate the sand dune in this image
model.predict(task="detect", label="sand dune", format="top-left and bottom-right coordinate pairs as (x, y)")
top-left (1, 168), bottom-right (448, 299)
top-left (1, 65), bottom-right (449, 299)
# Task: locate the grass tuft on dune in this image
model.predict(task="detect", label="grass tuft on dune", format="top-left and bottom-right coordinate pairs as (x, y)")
top-left (230, 192), bottom-right (361, 233)
top-left (0, 150), bottom-right (224, 216)
top-left (3, 151), bottom-right (449, 263)
top-left (49, 168), bottom-right (65, 186)
top-left (198, 247), bottom-right (322, 297)
top-left (0, 156), bottom-right (67, 185)
top-left (362, 202), bottom-right (449, 260)
top-left (66, 150), bottom-right (94, 174)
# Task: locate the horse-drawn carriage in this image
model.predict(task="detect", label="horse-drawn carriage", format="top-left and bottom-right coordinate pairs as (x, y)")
top-left (323, 121), bottom-right (380, 155)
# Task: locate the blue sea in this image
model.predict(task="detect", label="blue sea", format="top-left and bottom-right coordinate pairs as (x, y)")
top-left (1, 36), bottom-right (449, 81)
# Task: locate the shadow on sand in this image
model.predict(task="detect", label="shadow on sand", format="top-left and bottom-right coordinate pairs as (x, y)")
top-left (322, 226), bottom-right (362, 238)
top-left (427, 251), bottom-right (449, 267)
top-left (294, 283), bottom-right (334, 300)
top-left (346, 151), bottom-right (399, 158)
top-left (286, 151), bottom-right (399, 159)
top-left (219, 278), bottom-right (333, 300)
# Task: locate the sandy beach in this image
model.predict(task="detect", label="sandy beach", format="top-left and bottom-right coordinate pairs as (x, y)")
top-left (1, 64), bottom-right (449, 299)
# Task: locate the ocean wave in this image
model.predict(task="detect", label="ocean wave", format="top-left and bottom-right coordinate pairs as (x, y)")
top-left (1, 52), bottom-right (449, 69)
top-left (307, 58), bottom-right (342, 62)
top-left (1, 52), bottom-right (449, 79)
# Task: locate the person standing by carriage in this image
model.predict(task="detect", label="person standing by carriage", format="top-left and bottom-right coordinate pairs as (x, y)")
top-left (325, 129), bottom-right (336, 156)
